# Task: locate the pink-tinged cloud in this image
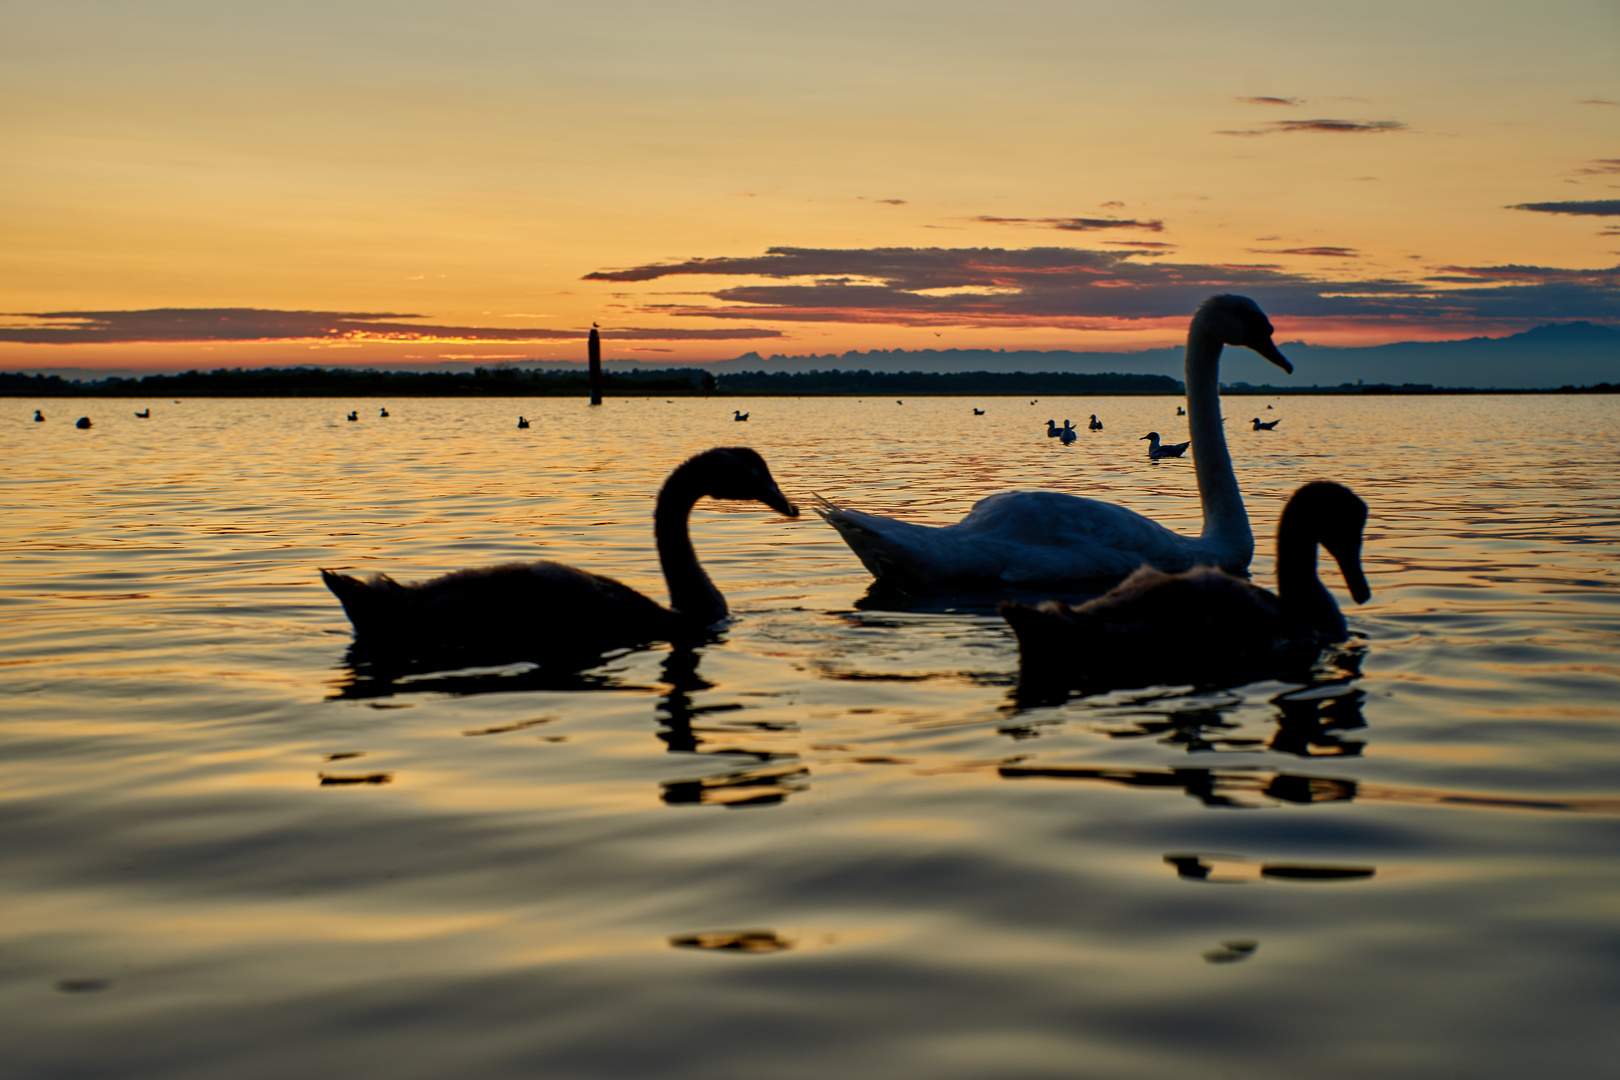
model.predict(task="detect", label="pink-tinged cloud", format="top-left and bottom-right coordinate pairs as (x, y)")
top-left (1510, 199), bottom-right (1620, 216)
top-left (1217, 119), bottom-right (1406, 136)
top-left (974, 215), bottom-right (1165, 233)
top-left (584, 245), bottom-right (1620, 329)
top-left (0, 309), bottom-right (783, 345)
top-left (1235, 96), bottom-right (1301, 106)
top-left (1249, 246), bottom-right (1361, 258)
top-left (1570, 159), bottom-right (1620, 176)
top-left (1101, 241), bottom-right (1178, 249)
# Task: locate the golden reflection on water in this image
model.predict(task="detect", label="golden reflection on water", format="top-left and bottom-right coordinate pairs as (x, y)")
top-left (2, 393), bottom-right (1619, 1078)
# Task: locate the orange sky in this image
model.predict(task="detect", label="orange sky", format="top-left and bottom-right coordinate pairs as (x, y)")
top-left (2, 0), bottom-right (1616, 373)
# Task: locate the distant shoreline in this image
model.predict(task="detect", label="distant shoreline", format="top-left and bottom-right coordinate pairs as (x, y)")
top-left (3, 366), bottom-right (1616, 397)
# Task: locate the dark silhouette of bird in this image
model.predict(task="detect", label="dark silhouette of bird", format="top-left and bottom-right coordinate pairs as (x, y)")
top-left (973, 408), bottom-right (985, 415)
top-left (1177, 406), bottom-right (1186, 416)
top-left (1001, 481), bottom-right (1369, 690)
top-left (1088, 414), bottom-right (1103, 431)
top-left (134, 409), bottom-right (150, 418)
top-left (34, 410), bottom-right (45, 422)
top-left (733, 410), bottom-right (749, 421)
top-left (346, 411), bottom-right (358, 422)
top-left (76, 417), bottom-right (92, 429)
top-left (1252, 417), bottom-right (1280, 430)
top-left (321, 447), bottom-right (798, 660)
top-left (379, 408), bottom-right (389, 417)
top-left (518, 417), bottom-right (530, 428)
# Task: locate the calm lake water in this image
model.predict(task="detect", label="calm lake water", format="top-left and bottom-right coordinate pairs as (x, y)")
top-left (4, 392), bottom-right (1619, 1079)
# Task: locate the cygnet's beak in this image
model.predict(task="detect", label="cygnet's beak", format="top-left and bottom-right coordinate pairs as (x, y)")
top-left (763, 484), bottom-right (799, 518)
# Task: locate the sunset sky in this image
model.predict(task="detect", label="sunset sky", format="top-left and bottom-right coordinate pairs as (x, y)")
top-left (3, 0), bottom-right (1617, 373)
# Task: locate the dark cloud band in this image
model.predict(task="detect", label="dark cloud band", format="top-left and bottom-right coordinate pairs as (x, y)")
top-left (0, 309), bottom-right (782, 345)
top-left (1510, 200), bottom-right (1620, 217)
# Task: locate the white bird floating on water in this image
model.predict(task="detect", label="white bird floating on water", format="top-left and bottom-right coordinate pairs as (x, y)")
top-left (1089, 415), bottom-right (1103, 430)
top-left (1000, 481), bottom-right (1369, 689)
top-left (814, 294), bottom-right (1294, 590)
top-left (1252, 417), bottom-right (1280, 430)
top-left (321, 447), bottom-right (798, 659)
top-left (1141, 431), bottom-right (1190, 459)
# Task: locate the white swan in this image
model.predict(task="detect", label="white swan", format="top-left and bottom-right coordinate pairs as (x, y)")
top-left (321, 447), bottom-right (798, 657)
top-left (814, 295), bottom-right (1294, 589)
top-left (1141, 432), bottom-right (1190, 459)
top-left (1000, 481), bottom-right (1369, 688)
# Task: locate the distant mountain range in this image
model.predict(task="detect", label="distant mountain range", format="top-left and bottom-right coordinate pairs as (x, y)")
top-left (702, 321), bottom-right (1620, 390)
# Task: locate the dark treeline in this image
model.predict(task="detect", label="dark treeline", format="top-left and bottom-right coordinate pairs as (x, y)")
top-left (714, 370), bottom-right (1184, 395)
top-left (3, 366), bottom-right (1616, 397)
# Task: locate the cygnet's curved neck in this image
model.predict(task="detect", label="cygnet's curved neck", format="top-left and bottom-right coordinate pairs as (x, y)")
top-left (1185, 319), bottom-right (1252, 564)
top-left (655, 461), bottom-right (727, 626)
top-left (1275, 505), bottom-right (1341, 637)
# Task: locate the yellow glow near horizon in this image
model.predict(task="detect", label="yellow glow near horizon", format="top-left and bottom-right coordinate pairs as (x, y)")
top-left (2, 1), bottom-right (1616, 371)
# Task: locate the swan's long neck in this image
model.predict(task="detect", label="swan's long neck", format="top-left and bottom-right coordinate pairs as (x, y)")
top-left (1185, 323), bottom-right (1252, 563)
top-left (655, 465), bottom-right (727, 626)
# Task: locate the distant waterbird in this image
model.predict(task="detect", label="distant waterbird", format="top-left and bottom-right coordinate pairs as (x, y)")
top-left (134, 408), bottom-right (150, 418)
top-left (346, 411), bottom-right (358, 422)
top-left (1059, 424), bottom-right (1078, 445)
top-left (1177, 406), bottom-right (1186, 416)
top-left (1252, 417), bottom-right (1281, 430)
top-left (34, 410), bottom-right (44, 422)
top-left (518, 416), bottom-right (530, 429)
top-left (320, 447), bottom-right (799, 661)
top-left (733, 410), bottom-right (749, 421)
top-left (76, 417), bottom-right (92, 429)
top-left (973, 408), bottom-right (985, 415)
top-left (1141, 432), bottom-right (1190, 459)
top-left (379, 408), bottom-right (389, 418)
top-left (814, 295), bottom-right (1294, 588)
top-left (1045, 419), bottom-right (1064, 438)
top-left (1089, 414), bottom-right (1103, 431)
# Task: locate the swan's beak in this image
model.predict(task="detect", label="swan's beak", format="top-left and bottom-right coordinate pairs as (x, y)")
top-left (1252, 336), bottom-right (1293, 374)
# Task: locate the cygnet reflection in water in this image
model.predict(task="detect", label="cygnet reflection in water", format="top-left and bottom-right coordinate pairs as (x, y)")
top-left (321, 446), bottom-right (798, 668)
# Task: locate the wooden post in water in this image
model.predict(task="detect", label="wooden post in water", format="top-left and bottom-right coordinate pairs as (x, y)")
top-left (588, 326), bottom-right (603, 406)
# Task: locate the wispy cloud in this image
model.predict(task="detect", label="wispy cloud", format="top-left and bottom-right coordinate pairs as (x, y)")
top-left (1249, 246), bottom-right (1361, 258)
top-left (1101, 241), bottom-right (1178, 249)
top-left (1570, 159), bottom-right (1620, 176)
top-left (0, 309), bottom-right (783, 345)
top-left (1217, 119), bottom-right (1406, 136)
top-left (583, 245), bottom-right (1620, 329)
top-left (1578, 99), bottom-right (1618, 106)
top-left (973, 215), bottom-right (1165, 233)
top-left (1509, 199), bottom-right (1620, 216)
top-left (1234, 96), bottom-right (1301, 106)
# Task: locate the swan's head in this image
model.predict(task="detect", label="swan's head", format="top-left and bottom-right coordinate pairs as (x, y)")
top-left (684, 446), bottom-right (799, 518)
top-left (1287, 481), bottom-right (1370, 604)
top-left (1197, 295), bottom-right (1293, 374)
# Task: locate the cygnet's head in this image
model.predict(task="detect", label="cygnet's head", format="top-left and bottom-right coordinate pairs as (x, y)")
top-left (683, 447), bottom-right (798, 518)
top-left (1286, 481), bottom-right (1370, 604)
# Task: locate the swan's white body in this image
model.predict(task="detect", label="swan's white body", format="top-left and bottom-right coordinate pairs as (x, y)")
top-left (815, 295), bottom-right (1293, 590)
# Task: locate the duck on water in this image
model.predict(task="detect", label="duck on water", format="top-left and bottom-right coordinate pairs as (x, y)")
top-left (321, 447), bottom-right (798, 660)
top-left (815, 294), bottom-right (1295, 590)
top-left (1000, 481), bottom-right (1370, 690)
